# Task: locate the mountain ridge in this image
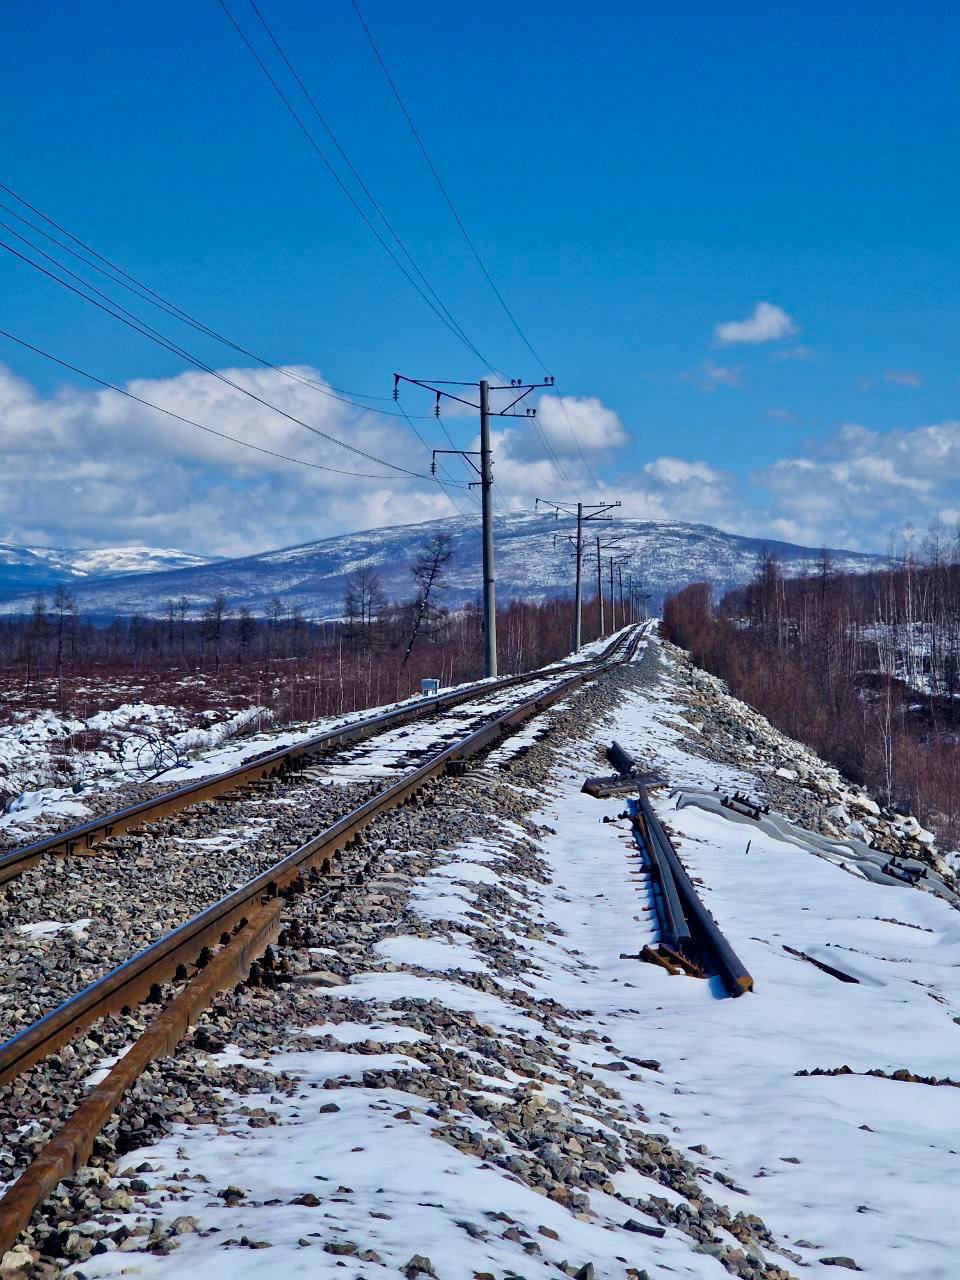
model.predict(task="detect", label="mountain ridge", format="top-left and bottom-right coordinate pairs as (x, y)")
top-left (0, 543), bottom-right (210, 598)
top-left (0, 515), bottom-right (881, 619)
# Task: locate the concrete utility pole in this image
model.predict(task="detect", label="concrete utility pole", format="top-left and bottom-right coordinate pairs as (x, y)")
top-left (595, 534), bottom-right (623, 637)
top-left (394, 373), bottom-right (555, 679)
top-left (573, 502), bottom-right (584, 651)
top-left (478, 379), bottom-right (496, 679)
top-left (610, 555), bottom-right (630, 631)
top-left (537, 498), bottom-right (621, 652)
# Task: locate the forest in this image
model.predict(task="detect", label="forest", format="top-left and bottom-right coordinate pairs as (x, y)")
top-left (663, 541), bottom-right (960, 847)
top-left (0, 532), bottom-right (613, 733)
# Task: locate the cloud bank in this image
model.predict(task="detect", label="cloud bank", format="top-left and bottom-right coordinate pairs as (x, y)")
top-left (1, 362), bottom-right (955, 561)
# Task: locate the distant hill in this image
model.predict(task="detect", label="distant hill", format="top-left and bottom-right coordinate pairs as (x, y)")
top-left (0, 515), bottom-right (881, 620)
top-left (0, 543), bottom-right (209, 600)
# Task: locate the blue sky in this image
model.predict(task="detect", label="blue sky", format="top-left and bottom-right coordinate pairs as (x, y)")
top-left (2, 0), bottom-right (959, 557)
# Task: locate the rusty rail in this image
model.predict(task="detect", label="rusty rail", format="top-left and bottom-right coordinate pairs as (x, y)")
top-left (0, 629), bottom-right (635, 887)
top-left (0, 629), bottom-right (644, 1254)
top-left (0, 900), bottom-right (283, 1253)
top-left (609, 739), bottom-right (753, 996)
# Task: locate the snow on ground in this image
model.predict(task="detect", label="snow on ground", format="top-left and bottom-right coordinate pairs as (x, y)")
top-left (0, 630), bottom-right (623, 842)
top-left (51, 626), bottom-right (960, 1280)
top-left (0, 703), bottom-right (270, 839)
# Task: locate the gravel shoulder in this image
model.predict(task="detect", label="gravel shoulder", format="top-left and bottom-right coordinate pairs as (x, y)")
top-left (3, 630), bottom-right (958, 1280)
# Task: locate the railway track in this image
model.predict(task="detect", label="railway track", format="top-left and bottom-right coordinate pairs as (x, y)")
top-left (0, 626), bottom-right (644, 1253)
top-left (0, 633), bottom-right (641, 1047)
top-left (0, 632), bottom-right (636, 889)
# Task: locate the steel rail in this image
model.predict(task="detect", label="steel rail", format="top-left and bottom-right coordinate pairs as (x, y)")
top-left (0, 631), bottom-right (634, 887)
top-left (0, 628), bottom-right (643, 1254)
top-left (607, 736), bottom-right (752, 995)
top-left (628, 799), bottom-right (691, 953)
top-left (636, 787), bottom-right (753, 996)
top-left (0, 899), bottom-right (283, 1255)
top-left (0, 630), bottom-right (642, 1089)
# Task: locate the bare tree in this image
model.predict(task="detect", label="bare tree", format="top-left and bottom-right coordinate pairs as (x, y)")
top-left (403, 533), bottom-right (453, 666)
top-left (237, 606), bottom-right (256, 663)
top-left (52, 585), bottom-right (77, 705)
top-left (343, 567), bottom-right (386, 652)
top-left (264, 596), bottom-right (287, 665)
top-left (202, 593), bottom-right (228, 674)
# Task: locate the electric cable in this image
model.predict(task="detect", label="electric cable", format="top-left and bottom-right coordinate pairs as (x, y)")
top-left (216, 0), bottom-right (496, 370)
top-left (0, 235), bottom-right (447, 481)
top-left (0, 327), bottom-right (444, 482)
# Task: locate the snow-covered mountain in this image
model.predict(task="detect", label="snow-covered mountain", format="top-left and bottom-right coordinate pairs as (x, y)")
top-left (0, 515), bottom-right (881, 619)
top-left (0, 543), bottom-right (209, 598)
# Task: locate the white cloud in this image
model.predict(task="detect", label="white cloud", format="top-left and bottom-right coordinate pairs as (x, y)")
top-left (0, 363), bottom-right (464, 557)
top-left (774, 345), bottom-right (814, 361)
top-left (608, 456), bottom-right (739, 528)
top-left (701, 360), bottom-right (743, 391)
top-left (644, 457), bottom-right (726, 486)
top-left (535, 394), bottom-right (628, 454)
top-left (3, 360), bottom-right (957, 565)
top-left (767, 407), bottom-right (798, 423)
top-left (0, 364), bottom-right (636, 556)
top-left (476, 393), bottom-right (627, 490)
top-left (755, 420), bottom-right (960, 550)
top-left (714, 302), bottom-right (797, 346)
top-left (884, 369), bottom-right (924, 388)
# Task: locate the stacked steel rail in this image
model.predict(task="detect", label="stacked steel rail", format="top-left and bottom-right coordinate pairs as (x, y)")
top-left (610, 741), bottom-right (753, 997)
top-left (0, 627), bottom-right (644, 1253)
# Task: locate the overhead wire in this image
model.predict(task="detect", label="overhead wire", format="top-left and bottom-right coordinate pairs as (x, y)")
top-left (221, 0), bottom-right (559, 508)
top-left (350, 1), bottom-right (603, 501)
top-left (350, 0), bottom-right (545, 371)
top-left (0, 328), bottom-right (424, 481)
top-left (215, 0), bottom-right (497, 371)
top-left (0, 233), bottom-right (451, 482)
top-left (393, 396), bottom-right (477, 517)
top-left (246, 0), bottom-right (497, 385)
top-left (0, 184), bottom-right (477, 509)
top-left (0, 183), bottom-right (424, 414)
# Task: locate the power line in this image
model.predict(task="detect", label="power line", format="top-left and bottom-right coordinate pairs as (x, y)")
top-left (246, 0), bottom-right (498, 381)
top-left (350, 0), bottom-right (546, 371)
top-left (392, 396), bottom-right (476, 516)
top-left (0, 328), bottom-right (445, 482)
top-left (216, 0), bottom-right (496, 370)
top-left (549, 381), bottom-right (606, 498)
top-left (232, 1), bottom-right (574, 503)
top-left (349, 7), bottom-right (604, 499)
top-left (0, 183), bottom-right (429, 415)
top-left (0, 234), bottom-right (442, 482)
top-left (0, 189), bottom-right (472, 511)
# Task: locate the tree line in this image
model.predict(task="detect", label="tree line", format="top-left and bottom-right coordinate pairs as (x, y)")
top-left (0, 531), bottom-right (613, 726)
top-left (662, 534), bottom-right (960, 846)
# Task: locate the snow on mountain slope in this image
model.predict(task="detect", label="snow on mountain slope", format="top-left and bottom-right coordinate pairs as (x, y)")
top-left (62, 546), bottom-right (210, 577)
top-left (0, 515), bottom-right (881, 618)
top-left (0, 542), bottom-right (208, 598)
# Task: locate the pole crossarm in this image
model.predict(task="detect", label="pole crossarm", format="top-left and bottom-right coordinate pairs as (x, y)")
top-left (535, 498), bottom-right (621, 653)
top-left (431, 448), bottom-right (481, 480)
top-left (393, 374), bottom-right (572, 679)
top-left (395, 374), bottom-right (554, 418)
top-left (536, 498), bottom-right (621, 522)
